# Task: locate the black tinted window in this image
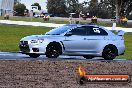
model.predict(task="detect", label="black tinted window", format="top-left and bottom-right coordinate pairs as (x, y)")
top-left (99, 28), bottom-right (108, 35)
top-left (45, 25), bottom-right (74, 35)
top-left (87, 26), bottom-right (108, 35)
top-left (70, 27), bottom-right (87, 35)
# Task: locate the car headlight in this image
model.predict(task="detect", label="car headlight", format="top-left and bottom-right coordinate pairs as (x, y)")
top-left (38, 39), bottom-right (44, 43)
top-left (30, 39), bottom-right (44, 43)
top-left (31, 40), bottom-right (38, 43)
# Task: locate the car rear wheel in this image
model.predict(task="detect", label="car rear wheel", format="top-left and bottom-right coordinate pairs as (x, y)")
top-left (46, 43), bottom-right (61, 58)
top-left (102, 46), bottom-right (117, 60)
top-left (83, 55), bottom-right (94, 59)
top-left (29, 54), bottom-right (40, 58)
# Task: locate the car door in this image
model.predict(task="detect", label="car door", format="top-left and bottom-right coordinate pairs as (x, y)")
top-left (63, 26), bottom-right (89, 53)
top-left (84, 26), bottom-right (108, 53)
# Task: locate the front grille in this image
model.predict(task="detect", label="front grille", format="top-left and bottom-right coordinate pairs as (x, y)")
top-left (20, 41), bottom-right (28, 45)
top-left (19, 41), bottom-right (30, 53)
top-left (32, 48), bottom-right (39, 52)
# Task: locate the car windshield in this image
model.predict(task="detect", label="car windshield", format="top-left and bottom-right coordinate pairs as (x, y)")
top-left (45, 25), bottom-right (74, 35)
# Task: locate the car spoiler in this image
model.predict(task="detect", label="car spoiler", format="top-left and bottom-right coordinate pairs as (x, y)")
top-left (117, 30), bottom-right (125, 36)
top-left (112, 23), bottom-right (125, 36)
top-left (110, 30), bottom-right (125, 36)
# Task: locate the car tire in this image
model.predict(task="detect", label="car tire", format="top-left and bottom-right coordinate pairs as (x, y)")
top-left (102, 45), bottom-right (117, 60)
top-left (83, 55), bottom-right (94, 59)
top-left (46, 43), bottom-right (61, 58)
top-left (29, 54), bottom-right (40, 58)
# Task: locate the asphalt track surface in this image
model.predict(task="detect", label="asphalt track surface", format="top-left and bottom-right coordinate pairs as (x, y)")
top-left (0, 52), bottom-right (131, 62)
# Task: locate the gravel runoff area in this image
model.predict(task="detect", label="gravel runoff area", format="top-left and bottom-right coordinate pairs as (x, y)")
top-left (0, 60), bottom-right (131, 88)
top-left (0, 20), bottom-right (132, 32)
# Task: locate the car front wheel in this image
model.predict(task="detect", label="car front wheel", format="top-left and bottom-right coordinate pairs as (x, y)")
top-left (46, 43), bottom-right (61, 58)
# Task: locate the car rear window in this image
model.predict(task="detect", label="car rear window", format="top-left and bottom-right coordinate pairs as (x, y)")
top-left (87, 26), bottom-right (108, 35)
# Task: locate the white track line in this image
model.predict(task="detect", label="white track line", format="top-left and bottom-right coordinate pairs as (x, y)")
top-left (0, 20), bottom-right (132, 32)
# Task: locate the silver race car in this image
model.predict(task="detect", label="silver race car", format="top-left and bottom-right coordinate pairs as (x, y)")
top-left (19, 24), bottom-right (125, 60)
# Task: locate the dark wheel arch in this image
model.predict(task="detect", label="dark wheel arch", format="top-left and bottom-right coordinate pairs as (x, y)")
top-left (83, 55), bottom-right (94, 59)
top-left (28, 54), bottom-right (40, 58)
top-left (102, 44), bottom-right (118, 60)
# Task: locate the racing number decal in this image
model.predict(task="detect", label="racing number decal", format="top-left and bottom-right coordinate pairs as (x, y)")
top-left (93, 28), bottom-right (100, 33)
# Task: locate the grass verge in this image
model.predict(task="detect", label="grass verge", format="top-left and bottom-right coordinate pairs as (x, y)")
top-left (0, 24), bottom-right (52, 51)
top-left (117, 33), bottom-right (132, 59)
top-left (0, 16), bottom-right (69, 24)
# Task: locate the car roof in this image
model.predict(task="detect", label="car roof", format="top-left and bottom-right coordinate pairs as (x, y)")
top-left (65, 24), bottom-right (105, 29)
top-left (65, 24), bottom-right (99, 27)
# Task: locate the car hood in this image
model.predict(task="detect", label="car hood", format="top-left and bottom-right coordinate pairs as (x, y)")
top-left (20, 35), bottom-right (64, 41)
top-left (21, 35), bottom-right (43, 41)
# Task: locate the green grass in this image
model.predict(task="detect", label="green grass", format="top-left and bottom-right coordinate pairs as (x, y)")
top-left (0, 16), bottom-right (69, 24)
top-left (0, 24), bottom-right (52, 52)
top-left (117, 33), bottom-right (132, 59)
top-left (0, 24), bottom-right (131, 59)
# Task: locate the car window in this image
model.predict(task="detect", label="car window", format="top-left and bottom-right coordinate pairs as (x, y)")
top-left (45, 25), bottom-right (74, 35)
top-left (99, 28), bottom-right (108, 35)
top-left (70, 27), bottom-right (87, 35)
top-left (87, 26), bottom-right (108, 35)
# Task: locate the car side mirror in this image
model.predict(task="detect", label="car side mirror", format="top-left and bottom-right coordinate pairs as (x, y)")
top-left (65, 32), bottom-right (72, 36)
